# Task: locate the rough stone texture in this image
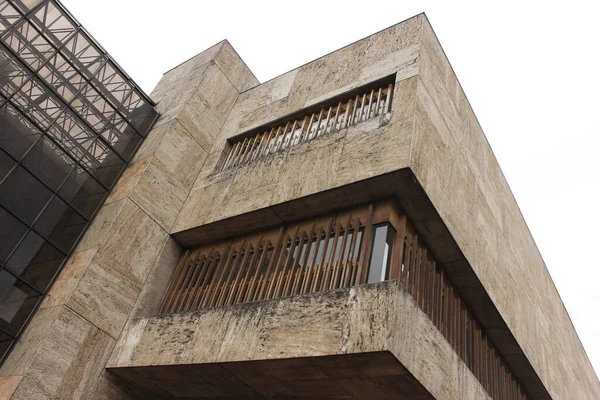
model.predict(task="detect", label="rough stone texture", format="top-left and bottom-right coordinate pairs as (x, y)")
top-left (109, 282), bottom-right (491, 400)
top-left (0, 41), bottom-right (258, 398)
top-left (0, 377), bottom-right (21, 400)
top-left (167, 14), bottom-right (599, 399)
top-left (412, 19), bottom-right (600, 399)
top-left (3, 13), bottom-right (598, 400)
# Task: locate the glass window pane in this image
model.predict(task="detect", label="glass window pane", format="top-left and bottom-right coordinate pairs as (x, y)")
top-left (62, 31), bottom-right (106, 79)
top-left (367, 224), bottom-right (395, 284)
top-left (5, 230), bottom-right (65, 292)
top-left (34, 196), bottom-right (87, 253)
top-left (0, 331), bottom-right (13, 361)
top-left (93, 61), bottom-right (133, 108)
top-left (21, 136), bottom-right (76, 191)
top-left (59, 165), bottom-right (106, 218)
top-left (0, 269), bottom-right (40, 336)
top-left (38, 52), bottom-right (86, 103)
top-left (71, 84), bottom-right (116, 133)
top-left (0, 207), bottom-right (28, 264)
top-left (0, 103), bottom-right (43, 160)
top-left (84, 138), bottom-right (125, 188)
top-left (29, 0), bottom-right (78, 47)
top-left (120, 89), bottom-right (157, 135)
top-left (10, 77), bottom-right (64, 130)
top-left (0, 44), bottom-right (33, 99)
top-left (100, 113), bottom-right (142, 160)
top-left (0, 2), bottom-right (21, 35)
top-left (4, 20), bottom-right (55, 71)
top-left (0, 147), bottom-right (16, 182)
top-left (0, 165), bottom-right (53, 225)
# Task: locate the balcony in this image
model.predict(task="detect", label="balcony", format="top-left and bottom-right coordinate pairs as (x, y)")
top-left (157, 200), bottom-right (527, 400)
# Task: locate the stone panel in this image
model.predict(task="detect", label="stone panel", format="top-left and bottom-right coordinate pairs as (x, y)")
top-left (40, 248), bottom-right (97, 309)
top-left (95, 200), bottom-right (167, 286)
top-left (74, 199), bottom-right (127, 253)
top-left (109, 282), bottom-right (489, 400)
top-left (104, 157), bottom-right (152, 206)
top-left (151, 119), bottom-right (208, 190)
top-left (10, 307), bottom-right (114, 400)
top-left (68, 255), bottom-right (142, 340)
top-left (0, 377), bottom-right (21, 400)
top-left (214, 41), bottom-right (260, 93)
top-left (130, 160), bottom-right (188, 231)
top-left (416, 15), bottom-right (600, 398)
top-left (127, 237), bottom-right (182, 320)
top-left (0, 306), bottom-right (62, 377)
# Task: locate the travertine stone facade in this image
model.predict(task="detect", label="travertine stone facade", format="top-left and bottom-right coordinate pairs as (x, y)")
top-left (1, 13), bottom-right (598, 399)
top-left (109, 281), bottom-right (491, 400)
top-left (0, 41), bottom-right (259, 399)
top-left (168, 15), bottom-right (598, 399)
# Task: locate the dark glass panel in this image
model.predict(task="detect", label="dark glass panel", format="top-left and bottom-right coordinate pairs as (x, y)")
top-left (0, 207), bottom-right (28, 264)
top-left (120, 89), bottom-right (157, 135)
top-left (0, 102), bottom-right (43, 160)
top-left (93, 60), bottom-right (133, 109)
top-left (59, 165), bottom-right (106, 218)
top-left (37, 52), bottom-right (86, 103)
top-left (21, 135), bottom-right (75, 190)
top-left (0, 147), bottom-right (16, 182)
top-left (84, 138), bottom-right (125, 188)
top-left (3, 19), bottom-right (55, 70)
top-left (47, 107), bottom-right (95, 162)
top-left (0, 269), bottom-right (40, 336)
top-left (100, 113), bottom-right (142, 160)
top-left (61, 31), bottom-right (106, 79)
top-left (6, 230), bottom-right (65, 292)
top-left (0, 44), bottom-right (33, 99)
top-left (33, 196), bottom-right (86, 253)
top-left (353, 229), bottom-right (364, 260)
top-left (0, 331), bottom-right (13, 361)
top-left (29, 0), bottom-right (78, 47)
top-left (0, 165), bottom-right (52, 224)
top-left (71, 83), bottom-right (115, 133)
top-left (367, 224), bottom-right (395, 284)
top-left (10, 77), bottom-right (64, 130)
top-left (0, 1), bottom-right (21, 35)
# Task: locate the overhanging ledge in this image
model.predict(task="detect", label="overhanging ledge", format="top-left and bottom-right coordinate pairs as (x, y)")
top-left (109, 351), bottom-right (434, 399)
top-left (107, 281), bottom-right (492, 399)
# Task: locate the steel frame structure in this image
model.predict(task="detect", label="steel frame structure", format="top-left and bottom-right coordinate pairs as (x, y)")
top-left (0, 0), bottom-right (158, 363)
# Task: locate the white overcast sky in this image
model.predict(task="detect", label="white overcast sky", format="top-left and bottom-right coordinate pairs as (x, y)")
top-left (61, 0), bottom-right (600, 376)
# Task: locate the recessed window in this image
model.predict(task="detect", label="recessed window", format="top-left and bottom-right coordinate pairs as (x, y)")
top-left (221, 79), bottom-right (395, 171)
top-left (367, 223), bottom-right (395, 284)
top-left (159, 202), bottom-right (399, 315)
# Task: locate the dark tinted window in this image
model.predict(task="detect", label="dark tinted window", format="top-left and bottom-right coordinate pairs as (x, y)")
top-left (0, 166), bottom-right (53, 224)
top-left (0, 0), bottom-right (157, 364)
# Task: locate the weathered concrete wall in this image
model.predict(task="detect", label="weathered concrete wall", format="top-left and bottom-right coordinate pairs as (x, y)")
top-left (2, 13), bottom-right (597, 399)
top-left (172, 16), bottom-right (422, 234)
top-left (167, 15), bottom-right (599, 399)
top-left (412, 19), bottom-right (600, 399)
top-left (109, 281), bottom-right (491, 400)
top-left (0, 41), bottom-right (259, 399)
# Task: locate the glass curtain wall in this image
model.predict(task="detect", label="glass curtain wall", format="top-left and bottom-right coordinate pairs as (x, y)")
top-left (0, 0), bottom-right (158, 362)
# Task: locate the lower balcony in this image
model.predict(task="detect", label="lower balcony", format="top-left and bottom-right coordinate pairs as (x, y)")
top-left (107, 281), bottom-right (488, 399)
top-left (108, 192), bottom-right (534, 399)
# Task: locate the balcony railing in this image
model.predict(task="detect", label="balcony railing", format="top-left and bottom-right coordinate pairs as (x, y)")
top-left (220, 82), bottom-right (394, 171)
top-left (159, 200), bottom-right (528, 400)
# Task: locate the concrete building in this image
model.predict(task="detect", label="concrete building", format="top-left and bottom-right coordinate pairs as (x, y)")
top-left (0, 1), bottom-right (599, 399)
